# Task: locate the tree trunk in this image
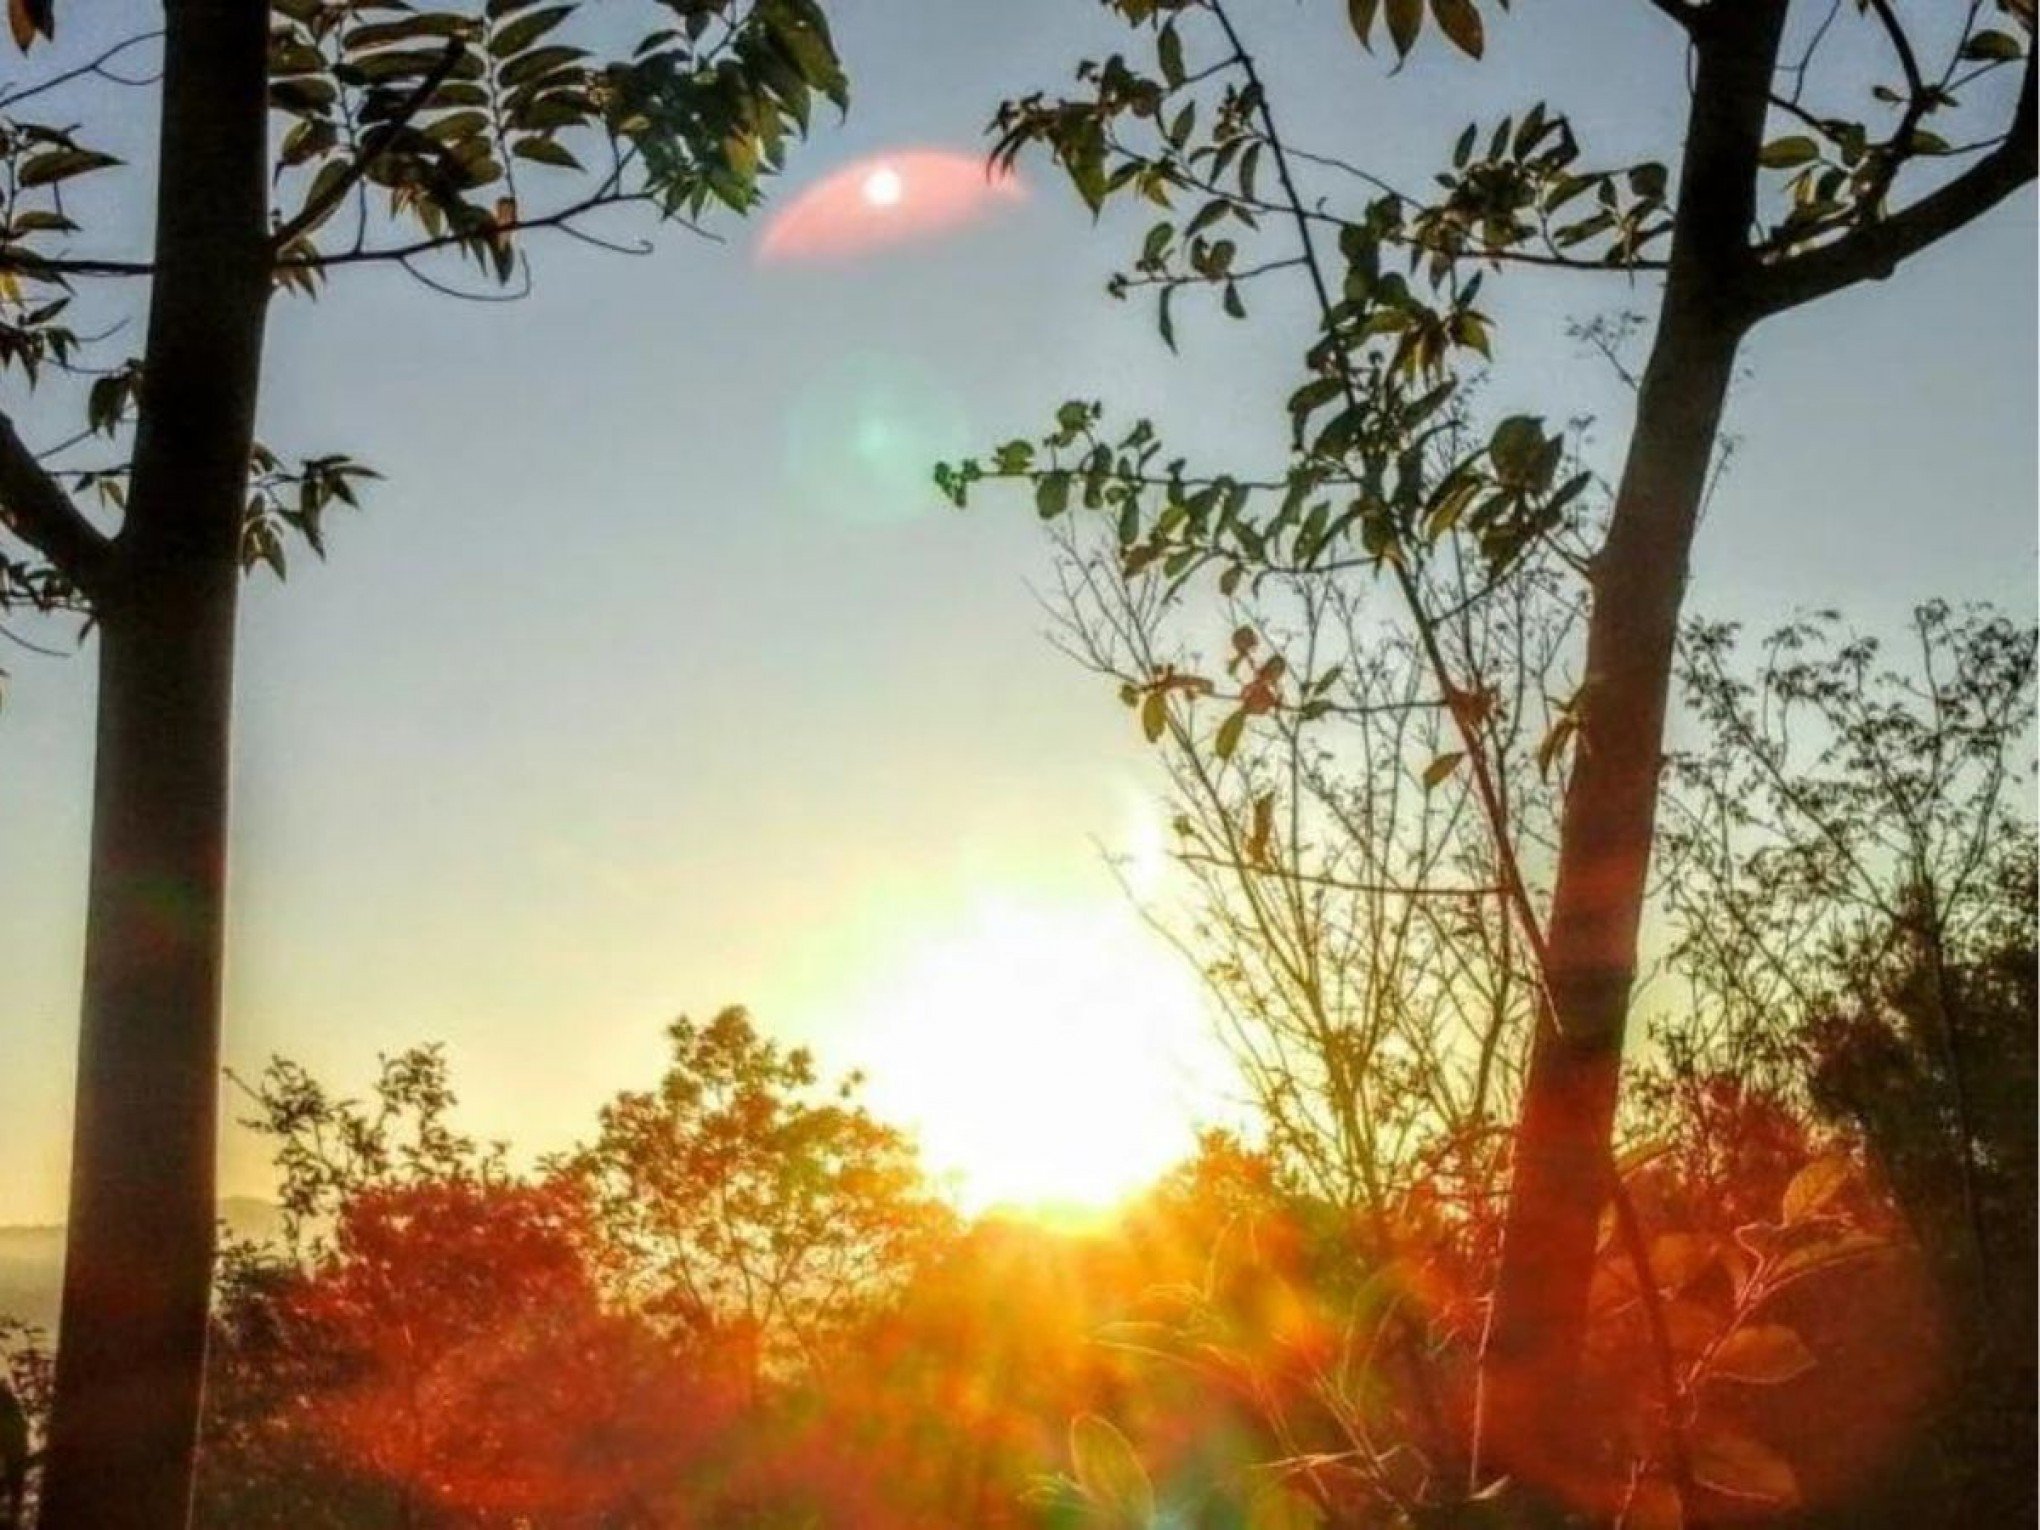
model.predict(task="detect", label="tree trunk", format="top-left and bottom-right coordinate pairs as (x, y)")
top-left (1475, 4), bottom-right (1783, 1501)
top-left (38, 3), bottom-right (270, 1525)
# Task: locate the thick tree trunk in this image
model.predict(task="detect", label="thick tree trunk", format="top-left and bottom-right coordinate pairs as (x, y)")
top-left (38, 3), bottom-right (270, 1525)
top-left (1475, 4), bottom-right (1783, 1502)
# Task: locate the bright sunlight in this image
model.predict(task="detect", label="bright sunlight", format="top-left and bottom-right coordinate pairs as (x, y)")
top-left (842, 896), bottom-right (1227, 1218)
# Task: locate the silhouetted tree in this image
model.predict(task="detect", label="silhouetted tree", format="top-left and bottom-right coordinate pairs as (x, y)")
top-left (942, 0), bottom-right (2033, 1504)
top-left (0, 5), bottom-right (846, 1522)
top-left (568, 1008), bottom-right (955, 1391)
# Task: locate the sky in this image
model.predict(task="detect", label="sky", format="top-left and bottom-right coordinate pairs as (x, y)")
top-left (0, 2), bottom-right (2033, 1225)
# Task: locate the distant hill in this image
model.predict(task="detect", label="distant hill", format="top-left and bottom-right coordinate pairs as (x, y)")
top-left (0, 1198), bottom-right (284, 1333)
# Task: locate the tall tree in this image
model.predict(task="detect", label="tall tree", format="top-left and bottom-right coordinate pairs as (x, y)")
top-left (0, 5), bottom-right (846, 1524)
top-left (943, 0), bottom-right (2033, 1507)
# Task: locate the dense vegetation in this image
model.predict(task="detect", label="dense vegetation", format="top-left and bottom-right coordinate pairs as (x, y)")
top-left (1, 608), bottom-right (2030, 1530)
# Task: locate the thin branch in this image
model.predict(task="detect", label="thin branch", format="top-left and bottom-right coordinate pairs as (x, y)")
top-left (0, 30), bottom-right (162, 110)
top-left (1206, 0), bottom-right (1552, 988)
top-left (1607, 1166), bottom-right (1693, 1508)
top-left (0, 251), bottom-right (153, 279)
top-left (0, 407), bottom-right (110, 592)
top-left (396, 250), bottom-right (533, 302)
top-left (1176, 849), bottom-right (1506, 900)
top-left (278, 189), bottom-right (693, 274)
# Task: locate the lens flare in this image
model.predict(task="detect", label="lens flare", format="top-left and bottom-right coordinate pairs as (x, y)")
top-left (759, 149), bottom-right (1024, 264)
top-left (780, 349), bottom-right (970, 526)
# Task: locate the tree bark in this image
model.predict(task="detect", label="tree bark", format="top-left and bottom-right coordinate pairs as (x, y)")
top-left (38, 2), bottom-right (270, 1525)
top-left (1474, 3), bottom-right (1783, 1500)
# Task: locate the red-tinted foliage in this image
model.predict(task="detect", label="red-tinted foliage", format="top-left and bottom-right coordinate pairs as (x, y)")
top-left (208, 1178), bottom-right (740, 1526)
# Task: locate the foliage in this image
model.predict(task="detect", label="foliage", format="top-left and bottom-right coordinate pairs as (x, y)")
top-left (231, 1045), bottom-right (498, 1258)
top-left (567, 1006), bottom-right (956, 1383)
top-left (1658, 603), bottom-right (2036, 1082)
top-left (1649, 602), bottom-right (2039, 1525)
top-left (202, 1178), bottom-right (729, 1528)
top-left (1022, 1106), bottom-right (1926, 1529)
top-left (0, 1317), bottom-right (47, 1528)
top-left (943, 0), bottom-right (2032, 1513)
top-left (0, 0), bottom-right (847, 651)
top-left (203, 1048), bottom-right (734, 1525)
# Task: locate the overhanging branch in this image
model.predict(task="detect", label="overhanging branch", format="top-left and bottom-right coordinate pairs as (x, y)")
top-left (0, 407), bottom-right (111, 593)
top-left (1749, 54), bottom-right (2036, 319)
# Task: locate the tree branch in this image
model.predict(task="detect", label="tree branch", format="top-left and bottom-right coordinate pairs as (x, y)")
top-left (0, 30), bottom-right (162, 110)
top-left (0, 408), bottom-right (111, 592)
top-left (0, 251), bottom-right (154, 279)
top-left (277, 189), bottom-right (676, 274)
top-left (1750, 54), bottom-right (2036, 318)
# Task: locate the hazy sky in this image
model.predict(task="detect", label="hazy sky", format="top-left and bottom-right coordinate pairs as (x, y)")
top-left (1, 3), bottom-right (2032, 1223)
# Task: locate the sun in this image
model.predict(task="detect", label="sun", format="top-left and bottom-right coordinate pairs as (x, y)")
top-left (837, 897), bottom-right (1229, 1218)
top-left (860, 165), bottom-right (904, 207)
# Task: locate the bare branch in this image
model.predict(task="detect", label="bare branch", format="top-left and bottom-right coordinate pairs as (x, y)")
top-left (0, 252), bottom-right (153, 279)
top-left (0, 30), bottom-right (162, 110)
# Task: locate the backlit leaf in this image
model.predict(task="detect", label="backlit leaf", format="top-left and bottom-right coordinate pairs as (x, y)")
top-left (1070, 1414), bottom-right (1155, 1525)
top-left (1691, 1424), bottom-right (1799, 1504)
top-left (1781, 1153), bottom-right (1851, 1223)
top-left (1757, 136), bottom-right (1819, 169)
top-left (1421, 751), bottom-right (1464, 789)
top-left (1708, 1323), bottom-right (1816, 1386)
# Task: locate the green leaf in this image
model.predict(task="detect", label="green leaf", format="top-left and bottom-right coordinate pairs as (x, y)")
top-left (1708, 1323), bottom-right (1816, 1386)
top-left (498, 42), bottom-right (584, 88)
top-left (1035, 472), bottom-right (1071, 519)
top-left (511, 136), bottom-right (582, 169)
top-left (17, 147), bottom-right (120, 188)
top-left (1961, 27), bottom-right (2023, 60)
top-left (1488, 414), bottom-right (1545, 479)
top-left (1069, 1415), bottom-right (1155, 1525)
top-left (489, 2), bottom-right (571, 57)
top-left (1757, 136), bottom-right (1820, 169)
top-left (1430, 0), bottom-right (1482, 58)
top-left (1157, 20), bottom-right (1184, 88)
top-left (1140, 688), bottom-right (1168, 743)
top-left (1421, 751), bottom-right (1464, 789)
top-left (1214, 708), bottom-right (1246, 761)
top-left (1781, 1153), bottom-right (1851, 1223)
top-left (1345, 0), bottom-right (1381, 50)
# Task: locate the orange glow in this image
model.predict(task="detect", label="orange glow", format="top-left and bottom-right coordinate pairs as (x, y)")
top-left (758, 149), bottom-right (1024, 263)
top-left (838, 895), bottom-right (1227, 1216)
